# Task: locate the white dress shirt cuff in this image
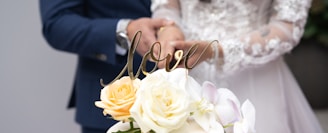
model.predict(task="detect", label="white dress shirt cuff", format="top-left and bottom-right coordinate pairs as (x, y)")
top-left (116, 19), bottom-right (131, 55)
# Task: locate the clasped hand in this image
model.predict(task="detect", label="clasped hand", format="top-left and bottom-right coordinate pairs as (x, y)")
top-left (127, 18), bottom-right (214, 69)
top-left (154, 23), bottom-right (214, 69)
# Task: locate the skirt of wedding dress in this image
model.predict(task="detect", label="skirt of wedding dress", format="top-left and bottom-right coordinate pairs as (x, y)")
top-left (190, 57), bottom-right (324, 133)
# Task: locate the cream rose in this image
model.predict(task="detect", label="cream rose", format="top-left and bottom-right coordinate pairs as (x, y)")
top-left (95, 76), bottom-right (140, 122)
top-left (130, 68), bottom-right (193, 133)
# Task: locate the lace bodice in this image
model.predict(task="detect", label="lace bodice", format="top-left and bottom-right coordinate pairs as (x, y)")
top-left (178, 0), bottom-right (263, 40)
top-left (151, 0), bottom-right (311, 74)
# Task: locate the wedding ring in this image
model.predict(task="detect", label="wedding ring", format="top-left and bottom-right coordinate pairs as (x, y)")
top-left (158, 26), bottom-right (166, 33)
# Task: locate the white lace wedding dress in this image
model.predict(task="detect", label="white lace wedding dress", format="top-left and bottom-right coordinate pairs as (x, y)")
top-left (152, 0), bottom-right (324, 133)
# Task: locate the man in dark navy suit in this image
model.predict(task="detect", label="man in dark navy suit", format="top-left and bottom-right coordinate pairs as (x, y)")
top-left (39, 0), bottom-right (169, 132)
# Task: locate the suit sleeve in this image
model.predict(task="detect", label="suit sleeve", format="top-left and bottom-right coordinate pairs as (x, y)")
top-left (40, 0), bottom-right (119, 64)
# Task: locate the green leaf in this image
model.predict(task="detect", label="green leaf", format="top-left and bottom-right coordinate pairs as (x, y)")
top-left (303, 24), bottom-right (318, 38)
top-left (111, 122), bottom-right (142, 133)
top-left (112, 128), bottom-right (142, 133)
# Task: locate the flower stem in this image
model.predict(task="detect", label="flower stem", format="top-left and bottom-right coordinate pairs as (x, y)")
top-left (129, 121), bottom-right (134, 129)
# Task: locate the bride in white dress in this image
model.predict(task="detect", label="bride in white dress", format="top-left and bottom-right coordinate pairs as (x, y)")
top-left (151, 0), bottom-right (324, 132)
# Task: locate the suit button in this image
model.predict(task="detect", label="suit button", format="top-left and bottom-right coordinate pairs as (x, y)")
top-left (95, 54), bottom-right (107, 61)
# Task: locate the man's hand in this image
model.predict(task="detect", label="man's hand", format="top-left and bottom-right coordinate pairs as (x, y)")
top-left (126, 18), bottom-right (173, 56)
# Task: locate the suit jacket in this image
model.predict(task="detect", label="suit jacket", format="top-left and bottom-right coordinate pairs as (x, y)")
top-left (40, 0), bottom-right (152, 129)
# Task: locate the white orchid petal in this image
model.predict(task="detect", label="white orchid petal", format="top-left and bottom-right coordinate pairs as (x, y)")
top-left (234, 120), bottom-right (251, 133)
top-left (214, 89), bottom-right (242, 125)
top-left (193, 111), bottom-right (211, 131)
top-left (233, 122), bottom-right (244, 133)
top-left (227, 99), bottom-right (242, 121)
top-left (241, 99), bottom-right (256, 132)
top-left (202, 81), bottom-right (218, 103)
top-left (185, 76), bottom-right (203, 101)
top-left (215, 105), bottom-right (238, 126)
top-left (217, 88), bottom-right (240, 107)
top-left (209, 120), bottom-right (224, 133)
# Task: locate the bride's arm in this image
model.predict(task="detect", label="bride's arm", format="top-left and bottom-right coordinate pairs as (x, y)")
top-left (151, 0), bottom-right (311, 74)
top-left (151, 0), bottom-right (181, 27)
top-left (151, 0), bottom-right (185, 68)
top-left (214, 0), bottom-right (312, 74)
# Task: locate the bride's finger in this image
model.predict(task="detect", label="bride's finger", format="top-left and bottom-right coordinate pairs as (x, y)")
top-left (169, 40), bottom-right (186, 49)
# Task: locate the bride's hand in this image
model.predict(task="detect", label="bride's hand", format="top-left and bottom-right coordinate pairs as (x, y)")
top-left (155, 25), bottom-right (185, 68)
top-left (172, 40), bottom-right (215, 68)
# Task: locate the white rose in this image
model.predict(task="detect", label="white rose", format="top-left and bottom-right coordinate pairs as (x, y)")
top-left (130, 68), bottom-right (193, 133)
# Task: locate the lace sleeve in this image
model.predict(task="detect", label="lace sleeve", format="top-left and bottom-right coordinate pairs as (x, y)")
top-left (219, 0), bottom-right (311, 74)
top-left (151, 0), bottom-right (312, 75)
top-left (151, 0), bottom-right (183, 28)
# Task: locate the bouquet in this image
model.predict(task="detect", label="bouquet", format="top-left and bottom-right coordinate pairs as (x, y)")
top-left (94, 32), bottom-right (255, 133)
top-left (95, 68), bottom-right (255, 133)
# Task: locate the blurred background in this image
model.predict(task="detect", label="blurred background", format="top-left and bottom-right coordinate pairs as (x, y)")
top-left (284, 0), bottom-right (328, 132)
top-left (285, 0), bottom-right (328, 110)
top-left (0, 0), bottom-right (79, 132)
top-left (0, 0), bottom-right (327, 133)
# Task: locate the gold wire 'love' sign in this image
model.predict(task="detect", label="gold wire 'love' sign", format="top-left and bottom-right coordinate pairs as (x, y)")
top-left (101, 31), bottom-right (218, 86)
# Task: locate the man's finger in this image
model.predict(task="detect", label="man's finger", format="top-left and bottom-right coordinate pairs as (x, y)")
top-left (151, 18), bottom-right (174, 28)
